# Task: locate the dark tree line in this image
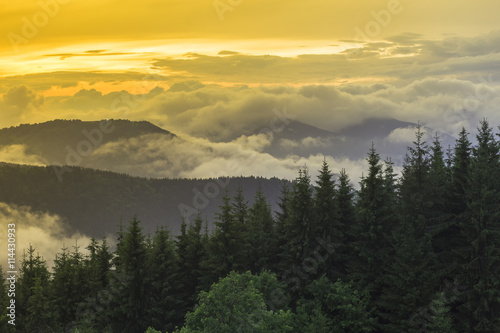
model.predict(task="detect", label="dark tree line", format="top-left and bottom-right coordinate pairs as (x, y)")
top-left (2, 119), bottom-right (500, 332)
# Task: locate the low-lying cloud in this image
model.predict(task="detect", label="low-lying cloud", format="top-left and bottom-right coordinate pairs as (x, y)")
top-left (0, 145), bottom-right (47, 166)
top-left (86, 132), bottom-right (374, 187)
top-left (0, 203), bottom-right (94, 272)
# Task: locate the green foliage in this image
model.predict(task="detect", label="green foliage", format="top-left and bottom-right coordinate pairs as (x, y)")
top-left (351, 144), bottom-right (397, 328)
top-left (314, 160), bottom-right (342, 280)
top-left (176, 214), bottom-right (209, 318)
top-left (279, 168), bottom-right (315, 284)
top-left (51, 245), bottom-right (88, 329)
top-left (247, 187), bottom-right (276, 273)
top-left (109, 217), bottom-right (149, 332)
top-left (206, 191), bottom-right (246, 282)
top-left (295, 276), bottom-right (375, 332)
top-left (17, 245), bottom-right (52, 332)
top-left (182, 271), bottom-right (293, 333)
top-left (456, 119), bottom-right (500, 331)
top-left (380, 125), bottom-right (439, 332)
top-left (145, 227), bottom-right (180, 332)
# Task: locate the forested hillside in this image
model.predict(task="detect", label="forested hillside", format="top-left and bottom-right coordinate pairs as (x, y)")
top-left (2, 120), bottom-right (500, 332)
top-left (0, 119), bottom-right (175, 164)
top-left (0, 164), bottom-right (286, 235)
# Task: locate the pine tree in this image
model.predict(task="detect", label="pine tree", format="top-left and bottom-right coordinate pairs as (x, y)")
top-left (207, 191), bottom-right (245, 281)
top-left (145, 227), bottom-right (180, 332)
top-left (313, 159), bottom-right (342, 280)
top-left (428, 134), bottom-right (456, 278)
top-left (17, 245), bottom-right (52, 332)
top-left (177, 214), bottom-right (208, 318)
top-left (336, 168), bottom-right (357, 281)
top-left (381, 125), bottom-right (439, 332)
top-left (457, 119), bottom-right (500, 331)
top-left (232, 186), bottom-right (251, 270)
top-left (352, 143), bottom-right (398, 329)
top-left (450, 127), bottom-right (472, 216)
top-left (273, 181), bottom-right (292, 273)
top-left (51, 244), bottom-right (88, 330)
top-left (247, 186), bottom-right (276, 273)
top-left (109, 217), bottom-right (148, 333)
top-left (26, 277), bottom-right (53, 333)
top-left (76, 238), bottom-right (113, 332)
top-left (280, 167), bottom-right (315, 286)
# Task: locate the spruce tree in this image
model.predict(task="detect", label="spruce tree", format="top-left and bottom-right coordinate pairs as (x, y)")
top-left (177, 214), bottom-right (207, 318)
top-left (450, 127), bottom-right (472, 216)
top-left (352, 143), bottom-right (397, 329)
top-left (280, 167), bottom-right (315, 282)
top-left (109, 217), bottom-right (148, 333)
top-left (313, 159), bottom-right (342, 280)
top-left (207, 191), bottom-right (245, 281)
top-left (273, 181), bottom-right (292, 273)
top-left (51, 244), bottom-right (88, 330)
top-left (247, 186), bottom-right (276, 273)
top-left (17, 245), bottom-right (52, 332)
top-left (145, 227), bottom-right (179, 332)
top-left (336, 168), bottom-right (356, 281)
top-left (381, 125), bottom-right (438, 332)
top-left (232, 186), bottom-right (251, 270)
top-left (457, 120), bottom-right (500, 331)
top-left (428, 134), bottom-right (456, 278)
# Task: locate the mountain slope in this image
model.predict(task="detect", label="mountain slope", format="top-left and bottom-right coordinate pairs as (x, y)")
top-left (0, 163), bottom-right (287, 237)
top-left (0, 119), bottom-right (175, 164)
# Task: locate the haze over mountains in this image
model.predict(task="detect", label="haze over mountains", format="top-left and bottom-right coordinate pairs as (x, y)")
top-left (0, 117), bottom-right (455, 180)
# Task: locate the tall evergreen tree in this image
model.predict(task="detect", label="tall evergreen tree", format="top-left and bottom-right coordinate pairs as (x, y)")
top-left (17, 245), bottom-right (52, 332)
top-left (381, 125), bottom-right (439, 332)
top-left (145, 227), bottom-right (180, 332)
top-left (273, 181), bottom-right (292, 272)
top-left (177, 214), bottom-right (208, 317)
top-left (280, 167), bottom-right (315, 276)
top-left (313, 159), bottom-right (342, 280)
top-left (450, 127), bottom-right (472, 216)
top-left (352, 143), bottom-right (398, 329)
top-left (428, 134), bottom-right (456, 276)
top-left (247, 186), bottom-right (276, 273)
top-left (336, 168), bottom-right (357, 280)
top-left (51, 244), bottom-right (88, 331)
top-left (457, 120), bottom-right (500, 331)
top-left (109, 217), bottom-right (148, 333)
top-left (232, 186), bottom-right (251, 270)
top-left (207, 191), bottom-right (245, 281)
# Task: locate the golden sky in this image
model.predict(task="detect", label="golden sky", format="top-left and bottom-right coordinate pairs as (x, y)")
top-left (2, 0), bottom-right (500, 74)
top-left (1, 0), bottom-right (500, 134)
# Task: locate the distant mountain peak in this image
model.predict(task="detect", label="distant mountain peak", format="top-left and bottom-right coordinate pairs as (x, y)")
top-left (0, 119), bottom-right (176, 165)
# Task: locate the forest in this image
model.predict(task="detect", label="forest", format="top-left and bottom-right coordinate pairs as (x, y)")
top-left (2, 119), bottom-right (500, 332)
top-left (0, 164), bottom-right (286, 236)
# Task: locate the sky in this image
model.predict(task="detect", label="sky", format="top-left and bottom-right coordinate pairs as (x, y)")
top-left (1, 0), bottom-right (500, 176)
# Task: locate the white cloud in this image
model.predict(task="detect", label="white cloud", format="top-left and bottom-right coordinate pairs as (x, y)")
top-left (0, 203), bottom-right (94, 271)
top-left (0, 145), bottom-right (47, 166)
